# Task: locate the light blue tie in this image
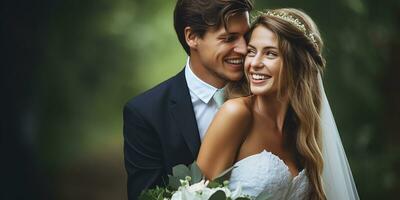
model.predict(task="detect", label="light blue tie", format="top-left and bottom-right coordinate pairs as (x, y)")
top-left (213, 88), bottom-right (225, 108)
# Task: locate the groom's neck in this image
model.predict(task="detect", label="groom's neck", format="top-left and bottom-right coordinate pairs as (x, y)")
top-left (188, 55), bottom-right (227, 89)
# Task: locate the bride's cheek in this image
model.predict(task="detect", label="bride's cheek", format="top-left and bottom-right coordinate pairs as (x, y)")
top-left (244, 61), bottom-right (251, 73)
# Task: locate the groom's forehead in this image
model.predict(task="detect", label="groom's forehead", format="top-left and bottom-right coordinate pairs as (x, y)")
top-left (208, 14), bottom-right (250, 34)
top-left (207, 12), bottom-right (250, 32)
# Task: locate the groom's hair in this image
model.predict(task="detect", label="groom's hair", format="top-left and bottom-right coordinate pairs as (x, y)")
top-left (174, 0), bottom-right (254, 55)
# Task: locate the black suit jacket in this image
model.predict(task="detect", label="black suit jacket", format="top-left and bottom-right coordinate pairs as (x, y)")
top-left (123, 69), bottom-right (201, 200)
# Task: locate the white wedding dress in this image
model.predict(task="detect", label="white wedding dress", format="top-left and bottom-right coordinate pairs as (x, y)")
top-left (229, 150), bottom-right (310, 199)
top-left (227, 75), bottom-right (359, 200)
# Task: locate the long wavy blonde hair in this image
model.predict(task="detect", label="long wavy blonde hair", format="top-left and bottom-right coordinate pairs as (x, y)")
top-left (226, 8), bottom-right (327, 200)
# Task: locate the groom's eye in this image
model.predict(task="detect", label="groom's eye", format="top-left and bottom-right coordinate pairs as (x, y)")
top-left (224, 35), bottom-right (236, 43)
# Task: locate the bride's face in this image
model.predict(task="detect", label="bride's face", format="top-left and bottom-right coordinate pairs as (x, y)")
top-left (244, 25), bottom-right (283, 96)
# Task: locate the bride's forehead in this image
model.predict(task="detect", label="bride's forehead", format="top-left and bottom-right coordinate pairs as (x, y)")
top-left (249, 26), bottom-right (278, 47)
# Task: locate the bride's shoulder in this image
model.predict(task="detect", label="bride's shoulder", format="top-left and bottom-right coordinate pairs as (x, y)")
top-left (219, 97), bottom-right (252, 121)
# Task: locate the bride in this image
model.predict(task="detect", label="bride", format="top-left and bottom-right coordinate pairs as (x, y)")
top-left (197, 8), bottom-right (359, 200)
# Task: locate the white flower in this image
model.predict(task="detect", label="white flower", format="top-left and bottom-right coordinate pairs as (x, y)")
top-left (171, 179), bottom-right (211, 200)
top-left (187, 180), bottom-right (209, 192)
top-left (170, 178), bottom-right (247, 200)
top-left (230, 182), bottom-right (244, 199)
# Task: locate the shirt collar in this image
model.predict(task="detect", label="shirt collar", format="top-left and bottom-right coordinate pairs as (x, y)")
top-left (185, 57), bottom-right (218, 104)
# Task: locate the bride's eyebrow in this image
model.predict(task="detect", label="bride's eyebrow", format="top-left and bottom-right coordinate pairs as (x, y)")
top-left (264, 46), bottom-right (278, 50)
top-left (247, 44), bottom-right (255, 49)
top-left (247, 44), bottom-right (278, 50)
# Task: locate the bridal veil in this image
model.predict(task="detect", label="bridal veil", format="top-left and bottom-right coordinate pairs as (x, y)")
top-left (318, 74), bottom-right (360, 200)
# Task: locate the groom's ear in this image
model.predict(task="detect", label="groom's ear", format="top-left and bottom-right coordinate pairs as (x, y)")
top-left (184, 27), bottom-right (199, 49)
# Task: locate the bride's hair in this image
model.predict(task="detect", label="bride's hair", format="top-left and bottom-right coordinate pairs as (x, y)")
top-left (227, 8), bottom-right (327, 200)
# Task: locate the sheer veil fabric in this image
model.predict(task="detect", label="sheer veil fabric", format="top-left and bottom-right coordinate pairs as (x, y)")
top-left (318, 74), bottom-right (360, 200)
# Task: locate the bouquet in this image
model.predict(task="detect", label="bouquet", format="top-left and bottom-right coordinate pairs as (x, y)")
top-left (139, 162), bottom-right (270, 200)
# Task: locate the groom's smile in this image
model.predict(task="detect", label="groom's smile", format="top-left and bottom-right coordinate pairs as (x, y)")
top-left (224, 57), bottom-right (244, 69)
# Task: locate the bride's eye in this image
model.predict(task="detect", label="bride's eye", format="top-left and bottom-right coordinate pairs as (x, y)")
top-left (265, 51), bottom-right (278, 59)
top-left (247, 49), bottom-right (256, 57)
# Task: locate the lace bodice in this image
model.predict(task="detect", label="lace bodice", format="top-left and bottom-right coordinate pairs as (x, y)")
top-left (229, 150), bottom-right (310, 199)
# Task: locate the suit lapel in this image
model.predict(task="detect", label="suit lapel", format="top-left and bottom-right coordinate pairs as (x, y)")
top-left (169, 69), bottom-right (201, 159)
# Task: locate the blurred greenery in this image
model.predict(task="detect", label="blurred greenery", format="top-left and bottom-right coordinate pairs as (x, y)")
top-left (3, 0), bottom-right (399, 199)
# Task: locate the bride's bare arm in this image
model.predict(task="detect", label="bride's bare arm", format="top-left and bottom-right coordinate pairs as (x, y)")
top-left (197, 99), bottom-right (251, 180)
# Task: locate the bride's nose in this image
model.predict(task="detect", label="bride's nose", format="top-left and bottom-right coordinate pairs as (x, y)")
top-left (250, 54), bottom-right (264, 69)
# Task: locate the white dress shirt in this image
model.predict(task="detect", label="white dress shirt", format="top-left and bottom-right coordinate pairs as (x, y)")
top-left (185, 57), bottom-right (221, 141)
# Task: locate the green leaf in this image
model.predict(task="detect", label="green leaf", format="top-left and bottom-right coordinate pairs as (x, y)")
top-left (172, 164), bottom-right (190, 181)
top-left (189, 161), bottom-right (203, 183)
top-left (167, 175), bottom-right (180, 190)
top-left (212, 165), bottom-right (236, 184)
top-left (255, 190), bottom-right (271, 200)
top-left (236, 197), bottom-right (251, 200)
top-left (207, 181), bottom-right (221, 188)
top-left (138, 186), bottom-right (167, 200)
top-left (209, 190), bottom-right (227, 200)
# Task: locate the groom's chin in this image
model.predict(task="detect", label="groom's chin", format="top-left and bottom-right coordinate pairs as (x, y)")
top-left (226, 72), bottom-right (244, 82)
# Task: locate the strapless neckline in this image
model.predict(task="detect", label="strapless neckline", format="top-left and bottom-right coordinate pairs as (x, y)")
top-left (229, 149), bottom-right (310, 199)
top-left (235, 150), bottom-right (305, 180)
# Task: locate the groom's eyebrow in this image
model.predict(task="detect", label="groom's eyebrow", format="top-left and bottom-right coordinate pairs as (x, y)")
top-left (219, 32), bottom-right (238, 36)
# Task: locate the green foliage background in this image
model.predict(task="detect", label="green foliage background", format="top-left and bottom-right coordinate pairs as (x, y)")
top-left (5, 0), bottom-right (399, 199)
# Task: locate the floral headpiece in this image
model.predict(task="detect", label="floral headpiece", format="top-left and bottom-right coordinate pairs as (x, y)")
top-left (257, 10), bottom-right (318, 49)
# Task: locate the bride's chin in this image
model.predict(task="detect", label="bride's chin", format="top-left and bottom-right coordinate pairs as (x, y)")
top-left (251, 90), bottom-right (266, 96)
top-left (250, 87), bottom-right (270, 95)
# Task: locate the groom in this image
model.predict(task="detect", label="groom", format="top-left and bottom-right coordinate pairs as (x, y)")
top-left (123, 0), bottom-right (253, 199)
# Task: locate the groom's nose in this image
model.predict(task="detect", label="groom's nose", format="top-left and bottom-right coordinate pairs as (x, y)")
top-left (234, 37), bottom-right (247, 55)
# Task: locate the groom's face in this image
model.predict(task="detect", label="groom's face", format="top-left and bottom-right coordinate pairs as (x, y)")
top-left (192, 12), bottom-right (249, 88)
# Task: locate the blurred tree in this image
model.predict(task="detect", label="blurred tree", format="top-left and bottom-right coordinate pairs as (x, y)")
top-left (1, 0), bottom-right (49, 199)
top-left (33, 0), bottom-right (185, 199)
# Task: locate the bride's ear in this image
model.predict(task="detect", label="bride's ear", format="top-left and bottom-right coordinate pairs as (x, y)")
top-left (184, 27), bottom-right (199, 49)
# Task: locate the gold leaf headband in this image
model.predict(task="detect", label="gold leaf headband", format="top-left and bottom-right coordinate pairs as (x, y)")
top-left (255, 10), bottom-right (318, 49)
